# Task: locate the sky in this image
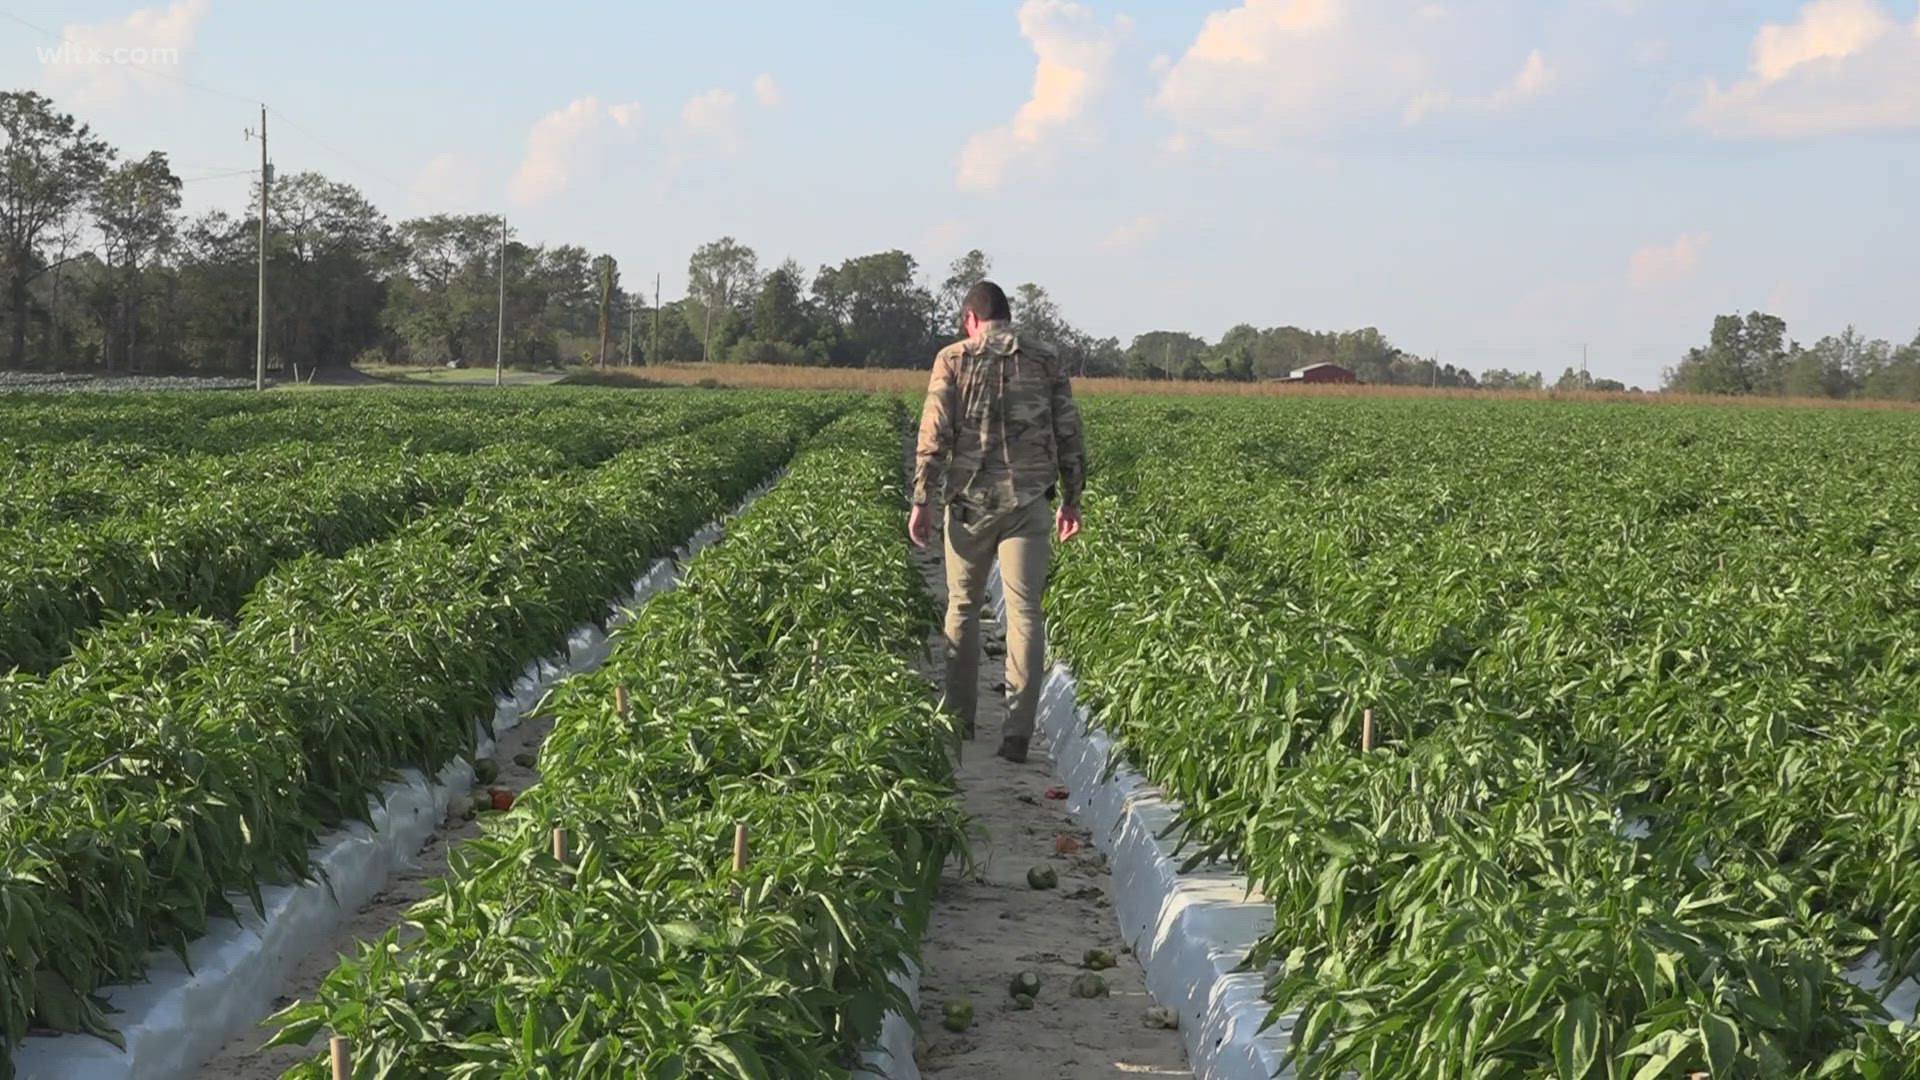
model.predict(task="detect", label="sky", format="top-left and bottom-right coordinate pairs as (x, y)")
top-left (4, 0), bottom-right (1918, 387)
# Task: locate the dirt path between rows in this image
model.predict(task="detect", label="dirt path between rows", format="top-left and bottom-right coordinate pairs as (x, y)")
top-left (906, 438), bottom-right (1190, 1079)
top-left (197, 717), bottom-right (557, 1079)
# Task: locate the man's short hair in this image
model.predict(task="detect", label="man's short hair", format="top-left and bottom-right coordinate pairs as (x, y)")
top-left (962, 280), bottom-right (1012, 324)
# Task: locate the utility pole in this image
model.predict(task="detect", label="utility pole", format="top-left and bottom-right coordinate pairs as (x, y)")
top-left (495, 216), bottom-right (507, 387)
top-left (597, 257), bottom-right (614, 370)
top-left (246, 106), bottom-right (270, 391)
top-left (652, 274), bottom-right (660, 367)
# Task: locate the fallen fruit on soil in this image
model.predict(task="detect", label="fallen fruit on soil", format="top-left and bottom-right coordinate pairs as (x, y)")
top-left (1070, 974), bottom-right (1110, 999)
top-left (1054, 834), bottom-right (1081, 856)
top-left (1143, 1005), bottom-right (1178, 1030)
top-left (1082, 947), bottom-right (1116, 971)
top-left (1026, 865), bottom-right (1058, 890)
top-left (489, 788), bottom-right (515, 812)
top-left (1008, 971), bottom-right (1042, 999)
top-left (473, 759), bottom-right (499, 785)
top-left (1045, 785), bottom-right (1069, 800)
top-left (1011, 993), bottom-right (1036, 1011)
top-left (942, 1000), bottom-right (975, 1032)
top-left (513, 751), bottom-right (537, 769)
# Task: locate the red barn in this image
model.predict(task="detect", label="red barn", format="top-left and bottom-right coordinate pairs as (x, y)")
top-left (1285, 363), bottom-right (1358, 384)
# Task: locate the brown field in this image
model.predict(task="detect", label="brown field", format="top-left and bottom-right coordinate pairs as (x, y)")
top-left (561, 362), bottom-right (1919, 411)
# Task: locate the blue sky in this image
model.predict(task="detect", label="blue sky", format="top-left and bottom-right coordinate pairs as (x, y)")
top-left (6, 0), bottom-right (1918, 386)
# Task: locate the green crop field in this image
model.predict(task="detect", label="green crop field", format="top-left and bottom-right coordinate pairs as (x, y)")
top-left (1053, 396), bottom-right (1920, 1077)
top-left (1, 388), bottom-right (1916, 1078)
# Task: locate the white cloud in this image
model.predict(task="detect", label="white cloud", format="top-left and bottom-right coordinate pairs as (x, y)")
top-left (957, 0), bottom-right (1133, 190)
top-left (1489, 49), bottom-right (1558, 107)
top-left (682, 89), bottom-right (743, 154)
top-left (1752, 0), bottom-right (1894, 79)
top-left (1098, 213), bottom-right (1167, 252)
top-left (1155, 0), bottom-right (1553, 144)
top-left (753, 74), bottom-right (783, 108)
top-left (510, 96), bottom-right (643, 204)
top-left (1629, 231), bottom-right (1711, 291)
top-left (40, 0), bottom-right (210, 106)
top-left (1691, 0), bottom-right (1920, 136)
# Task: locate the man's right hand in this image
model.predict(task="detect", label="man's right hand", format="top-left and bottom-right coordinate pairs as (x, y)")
top-left (1057, 504), bottom-right (1082, 543)
top-left (908, 503), bottom-right (932, 548)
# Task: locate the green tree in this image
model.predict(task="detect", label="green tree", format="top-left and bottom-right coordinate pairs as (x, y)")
top-left (266, 172), bottom-right (395, 374)
top-left (1859, 331), bottom-right (1920, 401)
top-left (1126, 331), bottom-right (1208, 379)
top-left (1553, 366), bottom-right (1588, 392)
top-left (1480, 368), bottom-right (1543, 390)
top-left (166, 209), bottom-right (255, 372)
top-left (812, 250), bottom-right (936, 366)
top-left (649, 298), bottom-right (705, 364)
top-left (1664, 312), bottom-right (1790, 396)
top-left (686, 236), bottom-right (759, 362)
top-left (1792, 326), bottom-right (1883, 399)
top-left (1209, 324), bottom-right (1259, 381)
top-left (1331, 328), bottom-right (1402, 383)
top-left (1081, 336), bottom-right (1125, 377)
top-left (90, 151), bottom-right (181, 371)
top-left (939, 249), bottom-right (992, 334)
top-left (1010, 282), bottom-right (1113, 377)
top-left (0, 91), bottom-right (114, 367)
top-left (1013, 282), bottom-right (1062, 341)
top-left (749, 258), bottom-right (812, 353)
top-left (386, 214), bottom-right (502, 366)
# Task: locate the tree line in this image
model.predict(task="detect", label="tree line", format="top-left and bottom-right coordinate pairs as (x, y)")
top-left (0, 89), bottom-right (1480, 383)
top-left (1662, 312), bottom-right (1920, 401)
top-left (4, 89), bottom-right (1914, 398)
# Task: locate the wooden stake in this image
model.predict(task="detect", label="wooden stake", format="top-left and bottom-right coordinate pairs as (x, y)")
top-left (732, 823), bottom-right (748, 873)
top-left (615, 685), bottom-right (629, 716)
top-left (1362, 709), bottom-right (1375, 753)
top-left (552, 827), bottom-right (569, 864)
top-left (329, 1036), bottom-right (351, 1080)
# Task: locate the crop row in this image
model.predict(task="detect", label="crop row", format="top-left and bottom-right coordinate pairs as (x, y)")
top-left (0, 401), bottom-right (841, 1076)
top-left (0, 391), bottom-right (747, 531)
top-left (0, 395), bottom-right (747, 673)
top-left (1051, 398), bottom-right (1920, 1077)
top-left (0, 388), bottom-right (740, 457)
top-left (262, 404), bottom-right (967, 1078)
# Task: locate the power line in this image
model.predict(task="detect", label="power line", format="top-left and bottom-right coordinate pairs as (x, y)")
top-left (178, 168), bottom-right (255, 184)
top-left (266, 107), bottom-right (416, 196)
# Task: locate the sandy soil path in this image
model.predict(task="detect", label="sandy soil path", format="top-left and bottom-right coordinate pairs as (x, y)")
top-left (906, 437), bottom-right (1189, 1080)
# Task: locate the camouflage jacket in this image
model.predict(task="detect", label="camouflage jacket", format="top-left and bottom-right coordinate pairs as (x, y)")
top-left (913, 320), bottom-right (1086, 515)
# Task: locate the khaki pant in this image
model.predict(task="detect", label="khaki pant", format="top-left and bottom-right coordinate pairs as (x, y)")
top-left (944, 497), bottom-right (1053, 742)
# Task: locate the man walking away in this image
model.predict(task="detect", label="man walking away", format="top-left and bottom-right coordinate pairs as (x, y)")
top-left (909, 280), bottom-right (1085, 764)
